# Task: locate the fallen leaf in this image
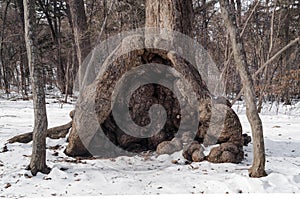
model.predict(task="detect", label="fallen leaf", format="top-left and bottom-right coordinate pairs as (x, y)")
top-left (24, 174), bottom-right (32, 179)
top-left (4, 183), bottom-right (11, 189)
top-left (171, 160), bottom-right (178, 164)
top-left (60, 167), bottom-right (68, 171)
top-left (1, 146), bottom-right (8, 153)
top-left (272, 125), bottom-right (281, 128)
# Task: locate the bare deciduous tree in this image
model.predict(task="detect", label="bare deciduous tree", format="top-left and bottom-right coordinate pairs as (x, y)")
top-left (219, 0), bottom-right (267, 178)
top-left (23, 0), bottom-right (50, 176)
top-left (66, 0), bottom-right (91, 87)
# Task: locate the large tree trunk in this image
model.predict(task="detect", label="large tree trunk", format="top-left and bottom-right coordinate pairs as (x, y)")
top-left (145, 0), bottom-right (194, 37)
top-left (65, 0), bottom-right (201, 156)
top-left (24, 0), bottom-right (50, 176)
top-left (65, 0), bottom-right (246, 165)
top-left (219, 0), bottom-right (267, 177)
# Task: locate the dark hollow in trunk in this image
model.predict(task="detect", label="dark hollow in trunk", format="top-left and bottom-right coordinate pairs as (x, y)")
top-left (64, 34), bottom-right (246, 164)
top-left (64, 0), bottom-right (246, 164)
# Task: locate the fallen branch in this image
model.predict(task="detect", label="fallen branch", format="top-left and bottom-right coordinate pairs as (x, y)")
top-left (8, 110), bottom-right (75, 144)
top-left (7, 121), bottom-right (73, 144)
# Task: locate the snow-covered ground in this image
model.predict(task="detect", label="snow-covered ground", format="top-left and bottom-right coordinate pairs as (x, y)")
top-left (0, 98), bottom-right (299, 197)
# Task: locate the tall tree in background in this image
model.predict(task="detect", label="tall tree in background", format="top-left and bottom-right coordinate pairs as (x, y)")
top-left (219, 0), bottom-right (266, 177)
top-left (0, 0), bottom-right (298, 102)
top-left (37, 0), bottom-right (66, 93)
top-left (66, 0), bottom-right (91, 87)
top-left (23, 0), bottom-right (50, 175)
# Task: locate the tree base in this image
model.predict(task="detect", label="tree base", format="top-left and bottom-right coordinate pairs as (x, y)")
top-left (249, 166), bottom-right (267, 178)
top-left (65, 34), bottom-right (246, 164)
top-left (26, 164), bottom-right (51, 176)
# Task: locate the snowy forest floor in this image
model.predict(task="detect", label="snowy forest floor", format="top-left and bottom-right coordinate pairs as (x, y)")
top-left (0, 95), bottom-right (300, 197)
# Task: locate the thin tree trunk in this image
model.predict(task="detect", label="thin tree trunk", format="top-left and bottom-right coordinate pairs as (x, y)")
top-left (15, 0), bottom-right (28, 99)
top-left (200, 0), bottom-right (209, 50)
top-left (236, 0), bottom-right (242, 28)
top-left (54, 0), bottom-right (66, 93)
top-left (64, 51), bottom-right (71, 103)
top-left (37, 0), bottom-right (66, 93)
top-left (66, 0), bottom-right (91, 88)
top-left (23, 0), bottom-right (50, 176)
top-left (257, 5), bottom-right (276, 113)
top-left (219, 0), bottom-right (267, 178)
top-left (65, 1), bottom-right (78, 94)
top-left (283, 6), bottom-right (291, 105)
top-left (0, 0), bottom-right (11, 95)
top-left (232, 37), bottom-right (300, 105)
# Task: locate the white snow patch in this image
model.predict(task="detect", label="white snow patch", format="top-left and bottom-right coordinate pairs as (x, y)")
top-left (0, 99), bottom-right (300, 197)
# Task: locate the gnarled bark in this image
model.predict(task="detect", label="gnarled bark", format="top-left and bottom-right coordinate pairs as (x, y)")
top-left (65, 0), bottom-right (246, 165)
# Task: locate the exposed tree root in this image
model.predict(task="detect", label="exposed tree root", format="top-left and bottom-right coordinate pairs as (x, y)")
top-left (7, 121), bottom-right (73, 144)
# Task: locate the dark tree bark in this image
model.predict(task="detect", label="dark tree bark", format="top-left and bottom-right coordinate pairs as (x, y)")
top-left (65, 0), bottom-right (204, 157)
top-left (37, 0), bottom-right (66, 93)
top-left (236, 0), bottom-right (242, 28)
top-left (283, 6), bottom-right (291, 105)
top-left (15, 0), bottom-right (29, 99)
top-left (23, 0), bottom-right (50, 176)
top-left (65, 0), bottom-right (245, 165)
top-left (0, 0), bottom-right (11, 95)
top-left (65, 2), bottom-right (79, 95)
top-left (66, 0), bottom-right (92, 87)
top-left (219, 0), bottom-right (267, 177)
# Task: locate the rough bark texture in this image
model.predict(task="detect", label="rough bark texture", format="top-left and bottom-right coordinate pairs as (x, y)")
top-left (65, 35), bottom-right (211, 157)
top-left (219, 0), bottom-right (267, 177)
top-left (24, 0), bottom-right (50, 175)
top-left (145, 0), bottom-right (194, 37)
top-left (65, 0), bottom-right (247, 164)
top-left (65, 34), bottom-right (247, 163)
top-left (66, 0), bottom-right (92, 87)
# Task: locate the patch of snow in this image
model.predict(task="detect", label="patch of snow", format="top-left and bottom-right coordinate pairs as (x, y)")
top-left (0, 99), bottom-right (300, 197)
